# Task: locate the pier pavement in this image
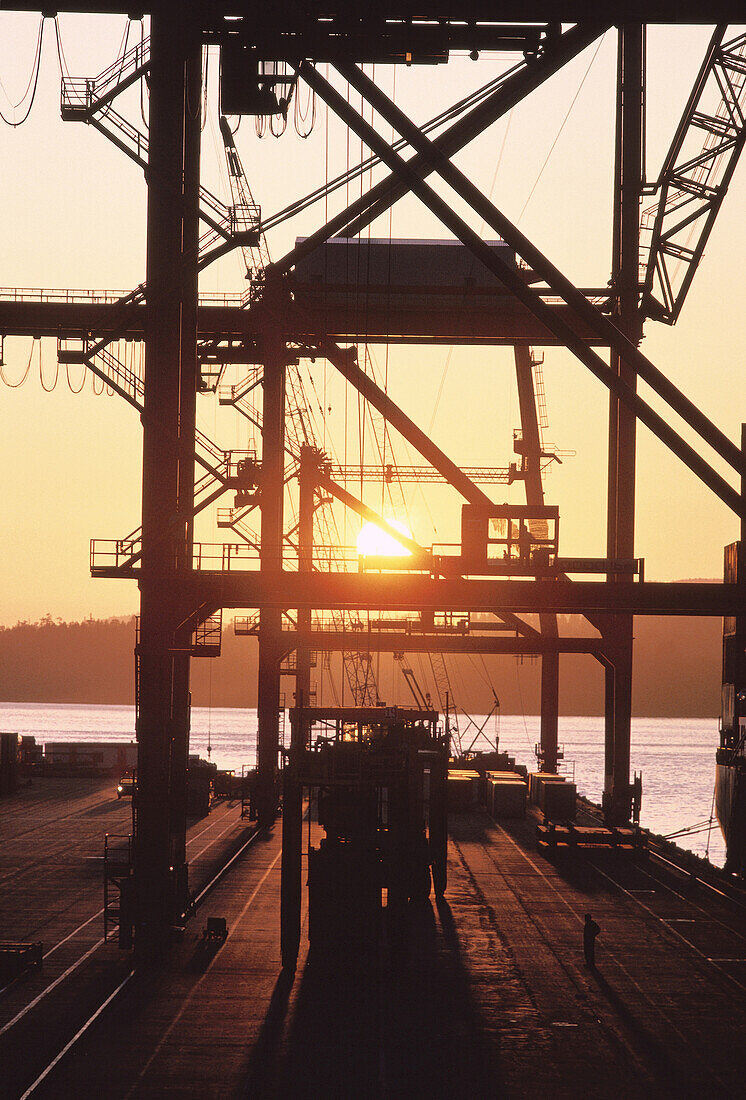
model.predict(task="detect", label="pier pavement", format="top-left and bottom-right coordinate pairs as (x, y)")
top-left (2, 782), bottom-right (745, 1098)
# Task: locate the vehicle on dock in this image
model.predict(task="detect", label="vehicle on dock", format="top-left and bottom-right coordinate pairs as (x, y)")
top-left (116, 770), bottom-right (136, 799)
top-left (281, 704), bottom-right (449, 966)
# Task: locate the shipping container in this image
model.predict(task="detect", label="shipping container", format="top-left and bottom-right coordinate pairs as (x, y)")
top-left (489, 778), bottom-right (527, 819)
top-left (540, 780), bottom-right (577, 821)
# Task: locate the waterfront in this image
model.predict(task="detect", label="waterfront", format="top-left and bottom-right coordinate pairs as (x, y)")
top-left (0, 701), bottom-right (724, 866)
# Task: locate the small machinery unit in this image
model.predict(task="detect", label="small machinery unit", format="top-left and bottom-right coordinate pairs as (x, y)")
top-left (280, 705), bottom-right (448, 968)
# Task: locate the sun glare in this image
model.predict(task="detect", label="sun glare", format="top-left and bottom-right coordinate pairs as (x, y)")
top-left (356, 519), bottom-right (413, 557)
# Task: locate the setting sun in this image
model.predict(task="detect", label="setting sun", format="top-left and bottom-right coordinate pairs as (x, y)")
top-left (356, 519), bottom-right (413, 557)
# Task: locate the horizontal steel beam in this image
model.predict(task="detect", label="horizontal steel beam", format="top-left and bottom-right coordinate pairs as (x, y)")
top-left (144, 570), bottom-right (746, 616)
top-left (278, 629), bottom-right (605, 657)
top-left (5, 5), bottom-right (743, 22)
top-left (0, 298), bottom-right (604, 346)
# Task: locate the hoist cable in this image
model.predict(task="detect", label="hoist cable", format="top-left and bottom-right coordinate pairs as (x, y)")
top-left (261, 57), bottom-right (527, 232)
top-left (429, 106), bottom-right (514, 435)
top-left (0, 339), bottom-right (34, 388)
top-left (518, 32), bottom-right (606, 221)
top-left (66, 360), bottom-right (86, 394)
top-left (39, 341), bottom-right (58, 392)
top-left (53, 15), bottom-right (71, 80)
top-left (294, 77), bottom-right (315, 138)
top-left (0, 15), bottom-right (44, 127)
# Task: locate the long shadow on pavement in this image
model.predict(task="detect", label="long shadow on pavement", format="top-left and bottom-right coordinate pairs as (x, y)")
top-left (244, 897), bottom-right (501, 1099)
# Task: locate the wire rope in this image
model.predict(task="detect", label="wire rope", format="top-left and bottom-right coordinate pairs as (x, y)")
top-left (114, 16), bottom-right (131, 76)
top-left (53, 15), bottom-right (71, 80)
top-left (38, 341), bottom-right (58, 392)
top-left (260, 56), bottom-right (527, 233)
top-left (271, 111), bottom-right (287, 139)
top-left (0, 15), bottom-right (44, 127)
top-left (293, 76), bottom-right (315, 138)
top-left (518, 33), bottom-right (606, 221)
top-left (0, 338), bottom-right (34, 388)
top-left (200, 46), bottom-right (209, 132)
top-left (66, 359), bottom-right (87, 394)
top-left (479, 654), bottom-right (500, 705)
top-left (428, 106), bottom-right (514, 435)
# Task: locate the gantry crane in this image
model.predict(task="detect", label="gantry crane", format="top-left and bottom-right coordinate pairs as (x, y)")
top-left (5, 11), bottom-right (746, 953)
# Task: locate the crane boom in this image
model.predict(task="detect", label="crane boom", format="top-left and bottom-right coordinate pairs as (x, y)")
top-left (641, 26), bottom-right (746, 324)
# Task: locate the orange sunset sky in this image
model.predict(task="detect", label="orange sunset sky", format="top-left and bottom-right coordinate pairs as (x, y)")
top-left (1, 14), bottom-right (745, 626)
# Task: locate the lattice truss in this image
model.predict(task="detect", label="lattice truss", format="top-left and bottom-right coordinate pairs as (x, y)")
top-left (3, 16), bottom-right (746, 709)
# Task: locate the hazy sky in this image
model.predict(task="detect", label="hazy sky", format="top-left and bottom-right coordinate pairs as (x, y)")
top-left (1, 15), bottom-right (745, 626)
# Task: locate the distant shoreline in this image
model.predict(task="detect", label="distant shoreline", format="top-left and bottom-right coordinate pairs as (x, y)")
top-left (0, 700), bottom-right (719, 721)
top-left (0, 613), bottom-right (722, 718)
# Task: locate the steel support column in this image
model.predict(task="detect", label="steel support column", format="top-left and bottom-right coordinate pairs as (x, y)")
top-left (135, 14), bottom-right (199, 954)
top-left (604, 25), bottom-right (645, 825)
top-left (256, 329), bottom-right (286, 827)
top-left (279, 447), bottom-right (315, 969)
top-left (295, 446), bottom-right (315, 716)
top-left (514, 346), bottom-right (560, 770)
top-left (168, 34), bottom-right (202, 909)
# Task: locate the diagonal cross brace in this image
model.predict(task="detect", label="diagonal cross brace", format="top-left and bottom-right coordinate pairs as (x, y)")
top-left (318, 341), bottom-right (540, 639)
top-left (320, 340), bottom-right (492, 509)
top-left (317, 470), bottom-right (430, 561)
top-left (272, 22), bottom-right (609, 278)
top-left (332, 59), bottom-right (744, 483)
top-left (299, 61), bottom-right (742, 516)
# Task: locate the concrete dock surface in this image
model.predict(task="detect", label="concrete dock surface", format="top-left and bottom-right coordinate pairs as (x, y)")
top-left (2, 779), bottom-right (745, 1098)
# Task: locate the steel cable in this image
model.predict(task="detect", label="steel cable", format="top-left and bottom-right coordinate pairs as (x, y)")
top-left (53, 15), bottom-right (71, 80)
top-left (0, 338), bottom-right (34, 388)
top-left (518, 33), bottom-right (606, 221)
top-left (66, 360), bottom-right (86, 394)
top-left (38, 341), bottom-right (58, 392)
top-left (260, 57), bottom-right (527, 232)
top-left (0, 15), bottom-right (44, 127)
top-left (294, 77), bottom-right (316, 138)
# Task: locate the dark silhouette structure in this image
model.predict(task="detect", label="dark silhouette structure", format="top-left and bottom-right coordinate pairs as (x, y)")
top-left (2, 4), bottom-right (746, 954)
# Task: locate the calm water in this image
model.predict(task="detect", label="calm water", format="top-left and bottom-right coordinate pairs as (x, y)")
top-left (0, 702), bottom-right (725, 867)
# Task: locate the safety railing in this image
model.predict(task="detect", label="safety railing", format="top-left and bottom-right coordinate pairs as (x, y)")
top-left (193, 612), bottom-right (223, 656)
top-left (0, 286), bottom-right (130, 304)
top-left (91, 537), bottom-right (142, 574)
top-left (61, 37), bottom-right (150, 117)
top-left (234, 612), bottom-right (261, 636)
top-left (218, 368), bottom-right (263, 405)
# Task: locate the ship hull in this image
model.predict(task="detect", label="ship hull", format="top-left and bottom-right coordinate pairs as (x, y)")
top-left (715, 761), bottom-right (746, 876)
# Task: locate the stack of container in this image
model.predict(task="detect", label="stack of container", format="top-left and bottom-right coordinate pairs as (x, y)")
top-left (486, 771), bottom-right (527, 819)
top-left (529, 772), bottom-right (577, 821)
top-left (447, 769), bottom-right (481, 810)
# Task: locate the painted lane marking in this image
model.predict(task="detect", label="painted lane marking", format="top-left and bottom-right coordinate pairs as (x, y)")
top-left (126, 846), bottom-right (283, 1096)
top-left (20, 971), bottom-right (135, 1099)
